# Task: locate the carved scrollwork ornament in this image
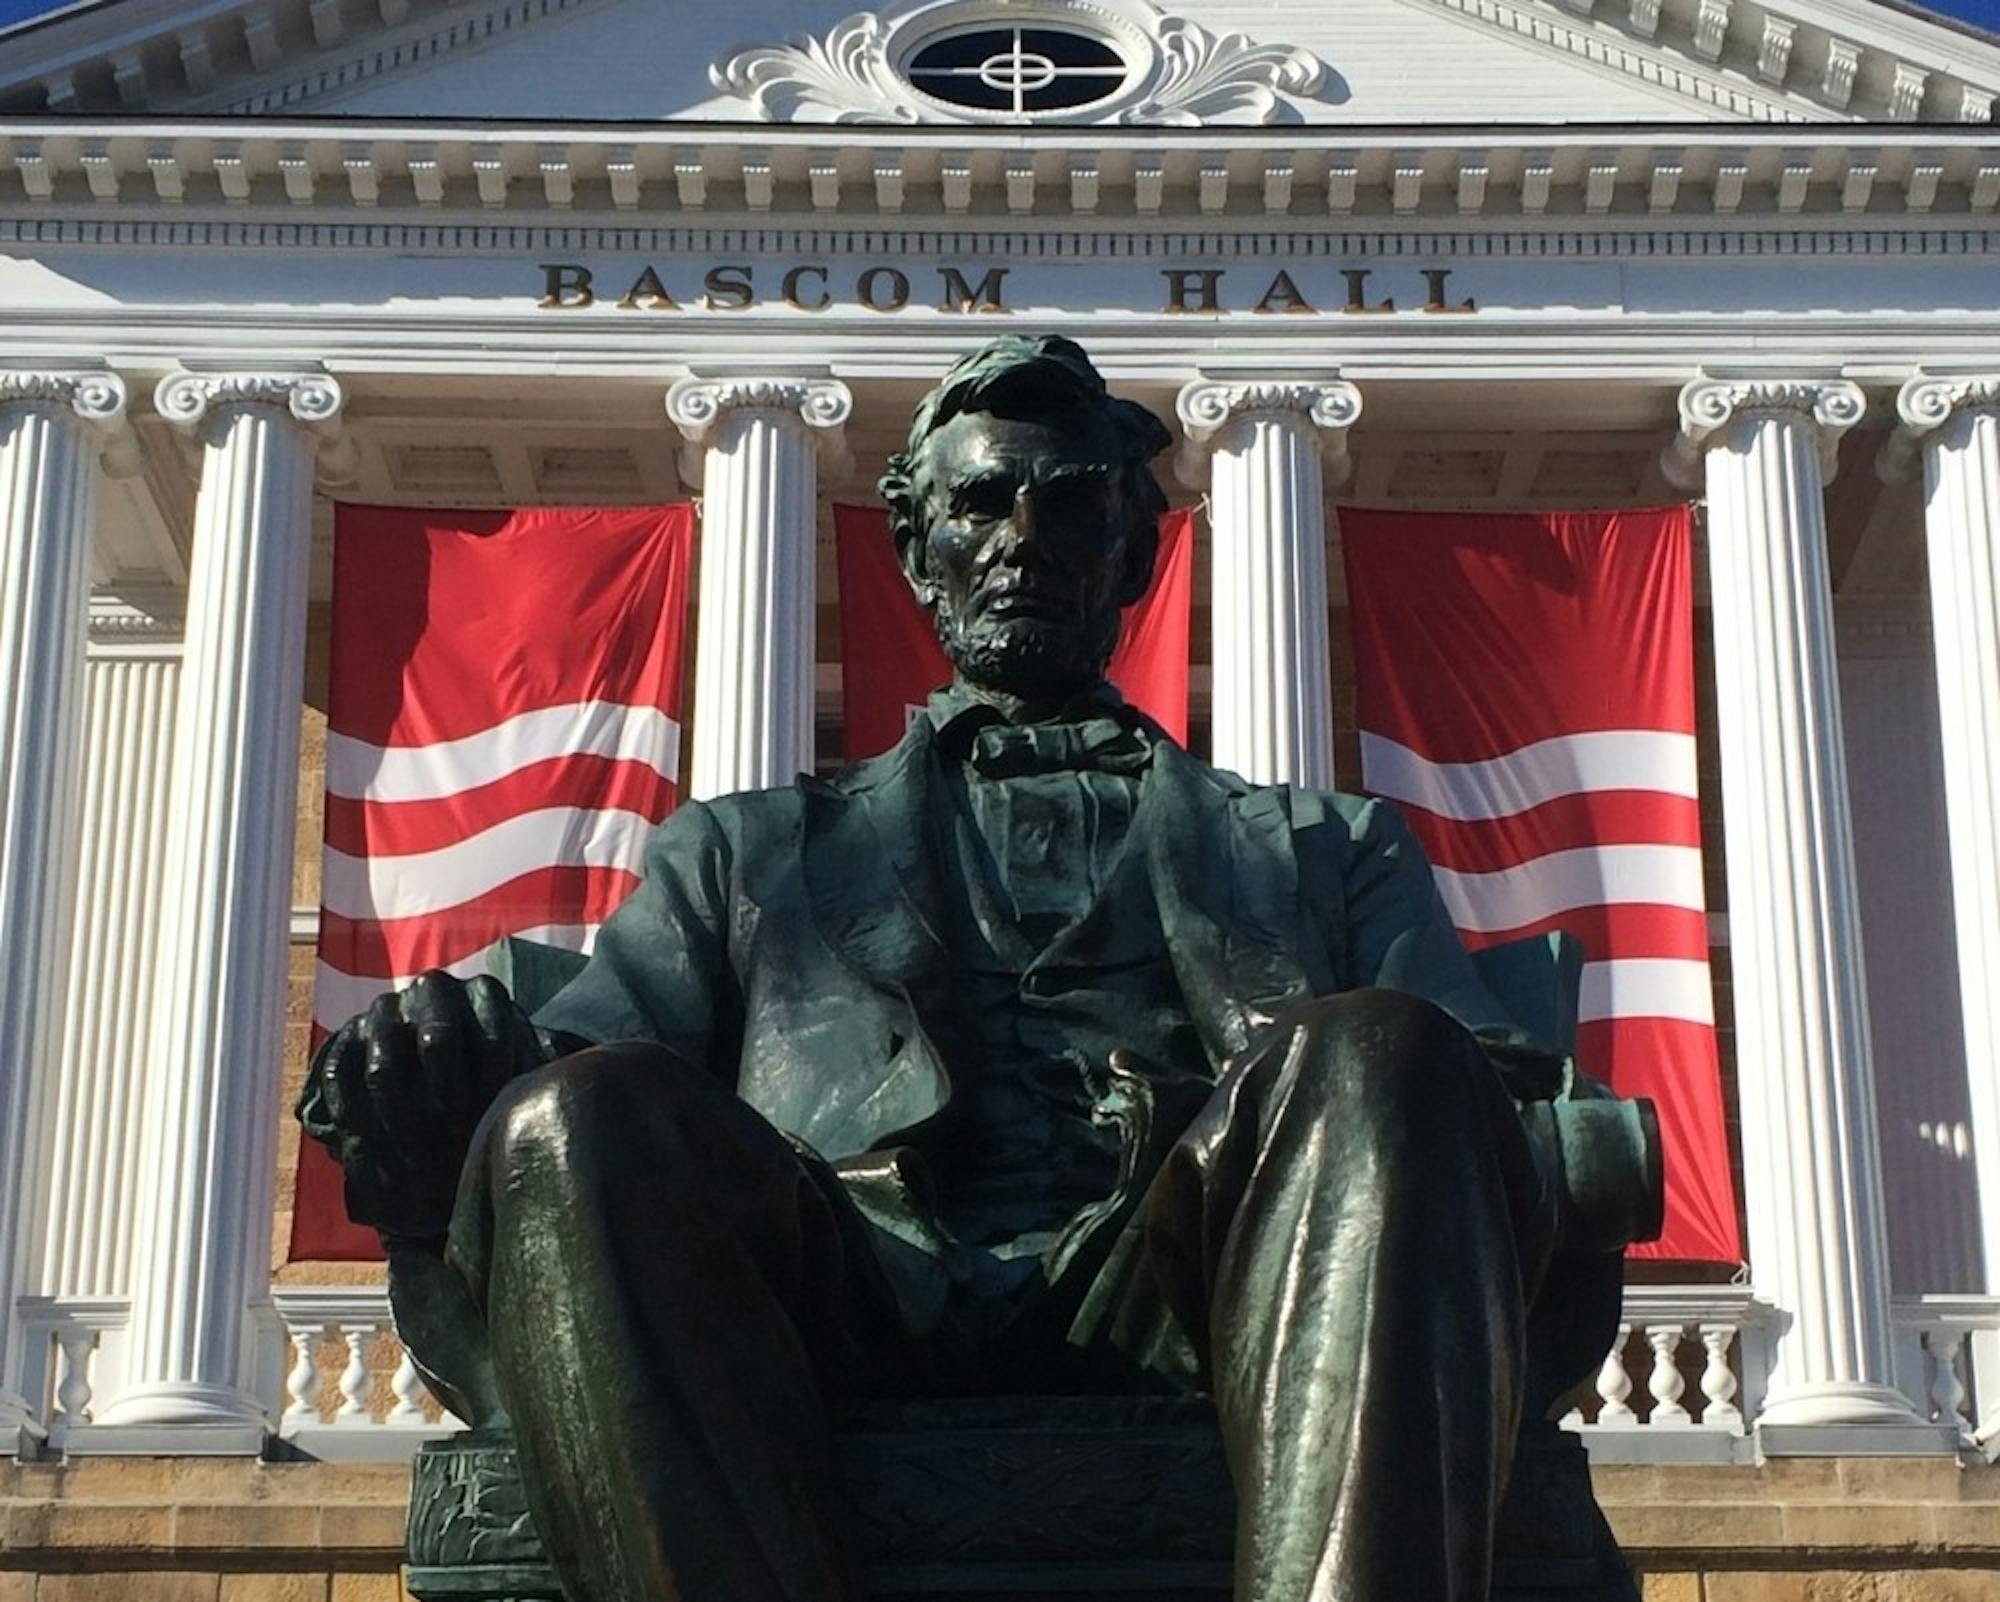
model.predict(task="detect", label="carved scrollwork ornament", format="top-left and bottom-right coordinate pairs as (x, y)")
top-left (1173, 378), bottom-right (1362, 488)
top-left (708, 0), bottom-right (1323, 127)
top-left (1895, 376), bottom-right (2000, 436)
top-left (1667, 376), bottom-right (1866, 487)
top-left (0, 369), bottom-right (129, 428)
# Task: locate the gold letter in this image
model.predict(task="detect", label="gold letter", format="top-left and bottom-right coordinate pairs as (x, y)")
top-left (538, 262), bottom-right (594, 309)
top-left (702, 264), bottom-right (755, 311)
top-left (782, 265), bottom-right (831, 311)
top-left (1253, 269), bottom-right (1313, 315)
top-left (617, 266), bottom-right (678, 311)
top-left (938, 266), bottom-right (1009, 313)
top-left (857, 266), bottom-right (911, 312)
top-left (1161, 269), bottom-right (1223, 314)
top-left (1340, 269), bottom-right (1394, 315)
top-left (1421, 268), bottom-right (1476, 314)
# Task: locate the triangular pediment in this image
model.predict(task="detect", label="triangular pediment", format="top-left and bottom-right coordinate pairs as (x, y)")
top-left (2, 0), bottom-right (1996, 123)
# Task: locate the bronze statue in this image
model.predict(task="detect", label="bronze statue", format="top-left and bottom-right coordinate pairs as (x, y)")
top-left (300, 335), bottom-right (1660, 1602)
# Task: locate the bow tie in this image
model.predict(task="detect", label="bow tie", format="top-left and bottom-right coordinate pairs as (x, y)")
top-left (964, 716), bottom-right (1154, 779)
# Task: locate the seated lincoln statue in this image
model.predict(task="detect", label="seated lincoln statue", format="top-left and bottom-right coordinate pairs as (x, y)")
top-left (300, 335), bottom-right (1660, 1602)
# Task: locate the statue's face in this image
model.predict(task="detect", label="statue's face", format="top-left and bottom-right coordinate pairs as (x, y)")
top-left (906, 406), bottom-right (1140, 700)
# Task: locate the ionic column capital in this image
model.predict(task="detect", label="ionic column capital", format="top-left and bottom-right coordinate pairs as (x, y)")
top-left (1173, 377), bottom-right (1363, 489)
top-left (1878, 374), bottom-right (2000, 484)
top-left (666, 375), bottom-right (854, 490)
top-left (0, 369), bottom-right (129, 430)
top-left (665, 375), bottom-right (853, 444)
top-left (1666, 375), bottom-right (1866, 488)
top-left (1897, 373), bottom-right (2000, 435)
top-left (153, 369), bottom-right (352, 487)
top-left (154, 369), bottom-right (345, 432)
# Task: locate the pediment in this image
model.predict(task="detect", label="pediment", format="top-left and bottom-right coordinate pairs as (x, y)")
top-left (1, 0), bottom-right (1996, 124)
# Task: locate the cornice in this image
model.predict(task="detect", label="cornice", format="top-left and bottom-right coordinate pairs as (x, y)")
top-left (1396, 0), bottom-right (1999, 124)
top-left (3, 124), bottom-right (1997, 220)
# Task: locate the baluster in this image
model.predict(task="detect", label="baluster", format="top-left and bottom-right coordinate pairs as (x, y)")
top-left (1926, 1328), bottom-right (1969, 1430)
top-left (335, 1322), bottom-right (374, 1425)
top-left (1596, 1323), bottom-right (1636, 1423)
top-left (1557, 1405), bottom-right (1586, 1433)
top-left (282, 1320), bottom-right (324, 1427)
top-left (52, 1326), bottom-right (96, 1426)
top-left (387, 1345), bottom-right (428, 1426)
top-left (1646, 1324), bottom-right (1691, 1425)
top-left (1698, 1323), bottom-right (1744, 1430)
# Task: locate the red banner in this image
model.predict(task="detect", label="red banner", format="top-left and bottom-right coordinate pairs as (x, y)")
top-left (1339, 507), bottom-right (1740, 1264)
top-left (290, 503), bottom-right (694, 1262)
top-left (834, 505), bottom-right (1194, 759)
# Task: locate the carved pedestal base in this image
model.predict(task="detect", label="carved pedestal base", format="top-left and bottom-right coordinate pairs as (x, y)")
top-left (406, 1403), bottom-right (1634, 1601)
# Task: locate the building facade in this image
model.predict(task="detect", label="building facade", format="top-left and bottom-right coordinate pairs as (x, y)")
top-left (2, 0), bottom-right (2000, 1591)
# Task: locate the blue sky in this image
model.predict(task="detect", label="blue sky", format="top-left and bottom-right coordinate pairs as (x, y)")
top-left (0, 0), bottom-right (1995, 41)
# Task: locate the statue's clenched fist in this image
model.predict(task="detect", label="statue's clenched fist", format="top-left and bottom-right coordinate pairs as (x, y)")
top-left (297, 971), bottom-right (554, 1246)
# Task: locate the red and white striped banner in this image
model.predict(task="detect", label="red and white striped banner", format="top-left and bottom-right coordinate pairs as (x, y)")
top-left (833, 504), bottom-right (1195, 759)
top-left (291, 502), bottom-right (693, 1260)
top-left (1340, 506), bottom-right (1741, 1264)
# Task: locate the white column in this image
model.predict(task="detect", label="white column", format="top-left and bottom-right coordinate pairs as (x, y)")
top-left (1894, 376), bottom-right (2000, 1317)
top-left (1667, 377), bottom-right (1936, 1449)
top-left (667, 377), bottom-right (851, 800)
top-left (0, 371), bottom-right (128, 1449)
top-left (1175, 378), bottom-right (1361, 789)
top-left (91, 371), bottom-right (345, 1448)
top-left (18, 604), bottom-right (183, 1423)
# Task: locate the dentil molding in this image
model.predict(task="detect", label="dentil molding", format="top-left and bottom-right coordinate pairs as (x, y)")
top-left (710, 0), bottom-right (1323, 126)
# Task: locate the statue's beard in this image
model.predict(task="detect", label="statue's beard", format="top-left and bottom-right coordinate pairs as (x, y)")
top-left (932, 589), bottom-right (1122, 698)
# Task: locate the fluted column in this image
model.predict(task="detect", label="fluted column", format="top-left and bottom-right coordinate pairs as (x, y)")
top-left (1667, 377), bottom-right (1935, 1448)
top-left (92, 372), bottom-right (345, 1447)
top-left (27, 602), bottom-right (181, 1318)
top-left (667, 377), bottom-right (851, 800)
top-left (1892, 376), bottom-right (2000, 1317)
top-left (0, 371), bottom-right (128, 1447)
top-left (1176, 378), bottom-right (1360, 788)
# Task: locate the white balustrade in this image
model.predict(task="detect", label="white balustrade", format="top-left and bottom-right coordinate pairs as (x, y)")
top-left (267, 1287), bottom-right (462, 1462)
top-left (1892, 1294), bottom-right (2000, 1453)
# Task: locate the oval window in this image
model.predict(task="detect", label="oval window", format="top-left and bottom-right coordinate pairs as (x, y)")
top-left (905, 24), bottom-right (1129, 115)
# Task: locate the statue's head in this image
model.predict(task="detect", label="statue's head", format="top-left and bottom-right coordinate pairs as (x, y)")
top-left (880, 335), bottom-right (1171, 702)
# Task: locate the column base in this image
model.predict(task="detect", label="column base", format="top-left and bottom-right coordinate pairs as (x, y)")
top-left (0, 1389), bottom-right (45, 1460)
top-left (62, 1419), bottom-right (269, 1456)
top-left (1755, 1381), bottom-right (1956, 1455)
top-left (88, 1380), bottom-right (270, 1449)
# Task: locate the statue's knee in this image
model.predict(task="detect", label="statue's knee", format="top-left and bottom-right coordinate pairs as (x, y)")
top-left (487, 1043), bottom-right (691, 1171)
top-left (1270, 989), bottom-right (1483, 1121)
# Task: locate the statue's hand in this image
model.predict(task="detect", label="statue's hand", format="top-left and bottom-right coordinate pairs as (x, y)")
top-left (296, 972), bottom-right (549, 1247)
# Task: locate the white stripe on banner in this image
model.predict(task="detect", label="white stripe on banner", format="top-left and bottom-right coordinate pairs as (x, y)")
top-left (1359, 729), bottom-right (1699, 821)
top-left (1578, 958), bottom-right (1716, 1026)
top-left (320, 806), bottom-right (656, 920)
top-left (1430, 843), bottom-right (1706, 933)
top-left (326, 701), bottom-right (681, 802)
top-left (312, 923), bottom-right (595, 1034)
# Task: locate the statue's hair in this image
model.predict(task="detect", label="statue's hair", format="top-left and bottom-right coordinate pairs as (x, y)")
top-left (878, 335), bottom-right (1172, 592)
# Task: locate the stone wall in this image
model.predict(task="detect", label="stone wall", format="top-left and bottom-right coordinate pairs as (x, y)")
top-left (3, 1458), bottom-right (1996, 1600)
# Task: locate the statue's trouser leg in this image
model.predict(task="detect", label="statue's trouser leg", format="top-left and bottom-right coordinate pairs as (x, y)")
top-left (1103, 989), bottom-right (1554, 1602)
top-left (448, 1044), bottom-right (910, 1602)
